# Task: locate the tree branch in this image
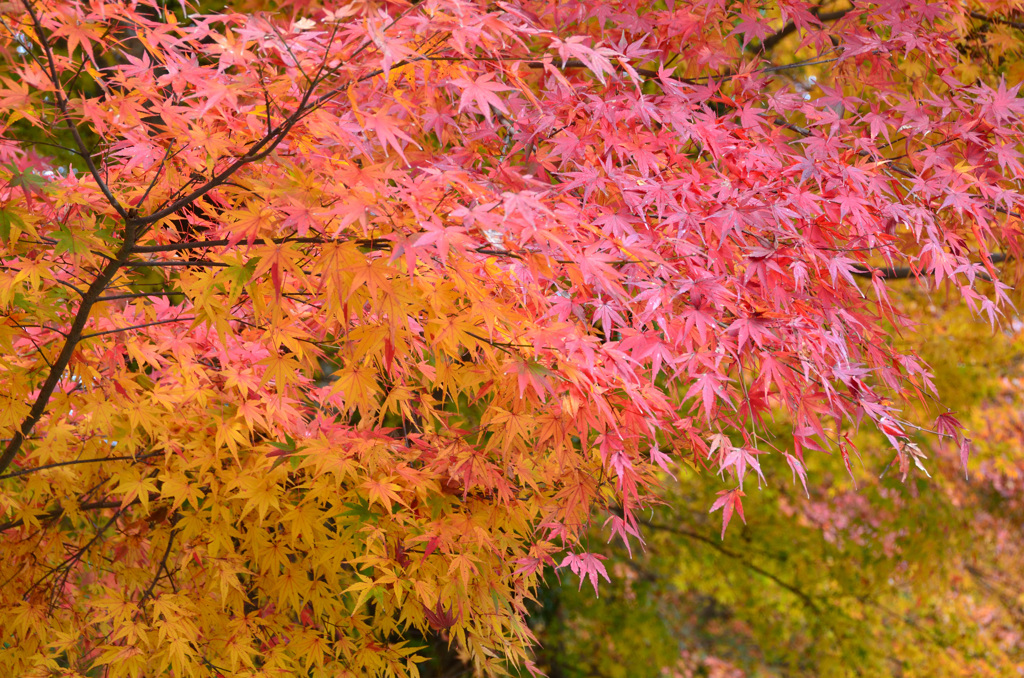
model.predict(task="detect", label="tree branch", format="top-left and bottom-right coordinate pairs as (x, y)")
top-left (851, 253), bottom-right (1008, 279)
top-left (132, 235), bottom-right (337, 254)
top-left (0, 498), bottom-right (129, 533)
top-left (970, 11), bottom-right (1024, 32)
top-left (760, 8), bottom-right (852, 53)
top-left (0, 451), bottom-right (160, 481)
top-left (0, 235), bottom-right (138, 476)
top-left (643, 520), bottom-right (820, 612)
top-left (125, 259), bottom-right (228, 268)
top-left (24, 502), bottom-right (128, 599)
top-left (79, 316), bottom-right (195, 340)
top-left (137, 525), bottom-right (179, 612)
top-left (96, 290), bottom-right (186, 301)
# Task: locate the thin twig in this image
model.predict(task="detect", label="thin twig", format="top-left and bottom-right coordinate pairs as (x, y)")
top-left (643, 520), bottom-right (820, 612)
top-left (851, 253), bottom-right (1008, 279)
top-left (79, 316), bottom-right (196, 340)
top-left (0, 452), bottom-right (161, 481)
top-left (137, 526), bottom-right (179, 612)
top-left (125, 259), bottom-right (228, 268)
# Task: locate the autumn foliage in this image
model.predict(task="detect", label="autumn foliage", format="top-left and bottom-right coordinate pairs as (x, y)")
top-left (1, 0), bottom-right (1023, 675)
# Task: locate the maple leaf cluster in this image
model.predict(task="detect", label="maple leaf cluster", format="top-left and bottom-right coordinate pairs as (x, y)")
top-left (0, 0), bottom-right (1022, 675)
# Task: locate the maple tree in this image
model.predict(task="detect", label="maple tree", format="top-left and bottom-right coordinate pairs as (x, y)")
top-left (1, 0), bottom-right (1024, 676)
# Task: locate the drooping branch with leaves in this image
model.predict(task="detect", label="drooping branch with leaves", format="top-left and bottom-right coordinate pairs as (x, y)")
top-left (1, 0), bottom-right (1023, 676)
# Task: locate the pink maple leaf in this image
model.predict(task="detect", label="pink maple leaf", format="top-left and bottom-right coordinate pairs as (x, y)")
top-left (558, 552), bottom-right (611, 596)
top-left (709, 488), bottom-right (746, 540)
top-left (450, 72), bottom-right (513, 124)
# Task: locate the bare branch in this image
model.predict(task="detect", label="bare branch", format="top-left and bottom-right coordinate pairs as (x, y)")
top-left (642, 519), bottom-right (820, 612)
top-left (0, 452), bottom-right (161, 481)
top-left (136, 143), bottom-right (179, 211)
top-left (130, 235), bottom-right (391, 254)
top-left (137, 525), bottom-right (178, 612)
top-left (760, 8), bottom-right (852, 53)
top-left (96, 290), bottom-right (186, 302)
top-left (79, 316), bottom-right (195, 341)
top-left (970, 10), bottom-right (1024, 32)
top-left (851, 253), bottom-right (1009, 280)
top-left (24, 503), bottom-right (128, 598)
top-left (0, 498), bottom-right (127, 534)
top-left (125, 259), bottom-right (228, 268)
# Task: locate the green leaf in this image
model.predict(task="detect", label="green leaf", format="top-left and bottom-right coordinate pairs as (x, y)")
top-left (52, 228), bottom-right (91, 255)
top-left (340, 500), bottom-right (376, 523)
top-left (0, 208), bottom-right (24, 243)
